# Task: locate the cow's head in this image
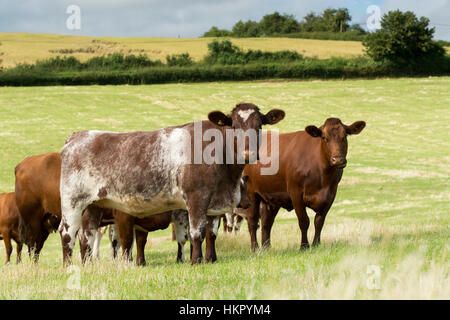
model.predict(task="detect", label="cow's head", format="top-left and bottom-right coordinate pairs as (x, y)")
top-left (208, 103), bottom-right (285, 162)
top-left (305, 118), bottom-right (365, 169)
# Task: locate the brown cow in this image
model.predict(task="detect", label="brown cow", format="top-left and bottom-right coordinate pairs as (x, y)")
top-left (14, 152), bottom-right (112, 262)
top-left (15, 152), bottom-right (62, 261)
top-left (0, 192), bottom-right (23, 264)
top-left (244, 118), bottom-right (365, 250)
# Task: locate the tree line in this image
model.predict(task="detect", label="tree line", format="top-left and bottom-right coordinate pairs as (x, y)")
top-left (203, 9), bottom-right (366, 37)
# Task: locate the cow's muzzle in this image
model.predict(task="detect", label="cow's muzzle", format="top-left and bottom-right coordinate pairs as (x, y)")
top-left (331, 156), bottom-right (347, 168)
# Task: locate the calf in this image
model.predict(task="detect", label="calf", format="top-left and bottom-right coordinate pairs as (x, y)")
top-left (113, 209), bottom-right (189, 266)
top-left (0, 192), bottom-right (23, 264)
top-left (59, 103), bottom-right (285, 265)
top-left (244, 118), bottom-right (365, 250)
top-left (222, 175), bottom-right (251, 233)
top-left (223, 210), bottom-right (245, 233)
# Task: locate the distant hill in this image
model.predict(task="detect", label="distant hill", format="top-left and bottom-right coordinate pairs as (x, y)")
top-left (0, 32), bottom-right (366, 68)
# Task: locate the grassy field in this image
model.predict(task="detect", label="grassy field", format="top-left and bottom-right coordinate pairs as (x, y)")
top-left (0, 77), bottom-right (449, 299)
top-left (0, 33), bottom-right (367, 68)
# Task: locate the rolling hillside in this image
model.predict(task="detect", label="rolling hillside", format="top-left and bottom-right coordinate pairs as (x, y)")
top-left (0, 32), bottom-right (366, 67)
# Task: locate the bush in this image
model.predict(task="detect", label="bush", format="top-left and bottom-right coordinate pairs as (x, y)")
top-left (203, 26), bottom-right (232, 37)
top-left (34, 56), bottom-right (84, 71)
top-left (363, 10), bottom-right (445, 65)
top-left (2, 55), bottom-right (448, 87)
top-left (166, 53), bottom-right (194, 67)
top-left (203, 39), bottom-right (303, 65)
top-left (84, 53), bottom-right (163, 70)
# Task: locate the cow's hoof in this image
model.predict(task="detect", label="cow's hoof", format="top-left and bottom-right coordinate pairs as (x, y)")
top-left (136, 260), bottom-right (146, 267)
top-left (205, 256), bottom-right (217, 263)
top-left (300, 243), bottom-right (310, 250)
top-left (190, 257), bottom-right (203, 265)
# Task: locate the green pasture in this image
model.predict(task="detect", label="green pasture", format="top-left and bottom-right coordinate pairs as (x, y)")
top-left (0, 77), bottom-right (448, 299)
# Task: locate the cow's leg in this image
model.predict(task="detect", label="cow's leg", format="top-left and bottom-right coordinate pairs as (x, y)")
top-left (247, 195), bottom-right (261, 251)
top-left (171, 223), bottom-right (176, 241)
top-left (173, 211), bottom-right (189, 263)
top-left (15, 241), bottom-right (23, 264)
top-left (116, 217), bottom-right (134, 262)
top-left (205, 216), bottom-right (220, 263)
top-left (19, 207), bottom-right (45, 262)
top-left (225, 213), bottom-right (234, 233)
top-left (79, 206), bottom-right (103, 264)
top-left (11, 231), bottom-right (22, 264)
top-left (222, 215), bottom-right (227, 232)
top-left (2, 232), bottom-right (12, 265)
top-left (34, 229), bottom-right (50, 262)
top-left (108, 224), bottom-right (120, 260)
top-left (135, 230), bottom-right (147, 266)
top-left (312, 210), bottom-right (329, 246)
top-left (59, 205), bottom-right (84, 267)
top-left (91, 229), bottom-right (103, 260)
top-left (234, 215), bottom-right (244, 233)
top-left (289, 189), bottom-right (309, 249)
top-left (261, 204), bottom-right (279, 249)
top-left (187, 193), bottom-right (209, 264)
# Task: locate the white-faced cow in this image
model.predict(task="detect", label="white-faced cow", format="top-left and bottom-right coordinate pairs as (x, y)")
top-left (58, 103), bottom-right (285, 265)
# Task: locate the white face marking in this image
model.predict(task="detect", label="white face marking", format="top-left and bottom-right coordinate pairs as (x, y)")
top-left (173, 211), bottom-right (189, 262)
top-left (238, 109), bottom-right (255, 122)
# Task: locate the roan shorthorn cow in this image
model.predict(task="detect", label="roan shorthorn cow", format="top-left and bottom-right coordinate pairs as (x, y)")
top-left (243, 118), bottom-right (365, 250)
top-left (59, 103), bottom-right (285, 265)
top-left (0, 192), bottom-right (23, 264)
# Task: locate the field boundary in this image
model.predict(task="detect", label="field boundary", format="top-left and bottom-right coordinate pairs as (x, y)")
top-left (1, 59), bottom-right (450, 86)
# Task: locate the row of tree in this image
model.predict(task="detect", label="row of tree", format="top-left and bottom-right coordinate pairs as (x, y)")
top-left (203, 9), bottom-right (365, 37)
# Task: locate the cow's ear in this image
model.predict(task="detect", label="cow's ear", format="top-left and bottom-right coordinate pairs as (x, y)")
top-left (262, 109), bottom-right (285, 125)
top-left (241, 175), bottom-right (249, 183)
top-left (345, 121), bottom-right (366, 135)
top-left (305, 125), bottom-right (322, 138)
top-left (208, 111), bottom-right (232, 126)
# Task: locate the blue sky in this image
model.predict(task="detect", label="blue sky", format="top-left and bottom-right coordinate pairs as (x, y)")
top-left (0, 0), bottom-right (449, 40)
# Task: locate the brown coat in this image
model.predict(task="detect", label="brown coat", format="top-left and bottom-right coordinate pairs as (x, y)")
top-left (0, 192), bottom-right (23, 264)
top-left (244, 118), bottom-right (365, 250)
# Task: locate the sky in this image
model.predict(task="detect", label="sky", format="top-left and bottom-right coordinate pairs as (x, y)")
top-left (0, 0), bottom-right (449, 40)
